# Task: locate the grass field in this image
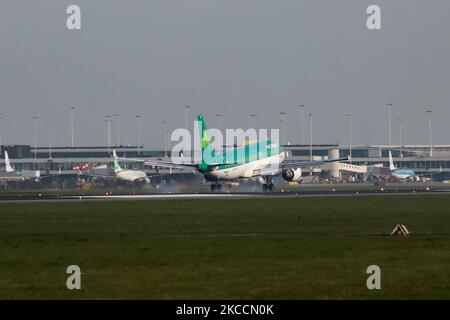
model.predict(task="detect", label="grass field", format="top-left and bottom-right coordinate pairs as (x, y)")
top-left (0, 195), bottom-right (449, 299)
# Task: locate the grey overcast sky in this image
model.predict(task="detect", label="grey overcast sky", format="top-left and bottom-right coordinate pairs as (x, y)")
top-left (1, 0), bottom-right (450, 148)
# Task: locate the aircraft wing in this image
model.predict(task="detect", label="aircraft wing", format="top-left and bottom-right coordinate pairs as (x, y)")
top-left (416, 171), bottom-right (442, 177)
top-left (144, 159), bottom-right (198, 170)
top-left (118, 156), bottom-right (349, 172)
top-left (250, 156), bottom-right (350, 178)
top-left (0, 175), bottom-right (26, 181)
top-left (116, 157), bottom-right (198, 170)
top-left (78, 172), bottom-right (117, 179)
top-left (281, 156), bottom-right (350, 170)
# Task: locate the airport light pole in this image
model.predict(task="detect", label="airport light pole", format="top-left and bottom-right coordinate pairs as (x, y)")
top-left (136, 114), bottom-right (142, 156)
top-left (386, 103), bottom-right (392, 149)
top-left (279, 117), bottom-right (284, 146)
top-left (182, 105), bottom-right (190, 152)
top-left (182, 105), bottom-right (190, 130)
top-left (33, 116), bottom-right (38, 160)
top-left (250, 114), bottom-right (256, 129)
top-left (46, 122), bottom-right (52, 159)
top-left (215, 114), bottom-right (222, 156)
top-left (105, 115), bottom-right (112, 154)
top-left (68, 107), bottom-right (75, 148)
top-left (426, 110), bottom-right (432, 157)
top-left (0, 116), bottom-right (3, 148)
top-left (309, 113), bottom-right (313, 161)
top-left (279, 112), bottom-right (286, 145)
top-left (297, 105), bottom-right (305, 145)
top-left (346, 113), bottom-right (352, 162)
top-left (397, 117), bottom-right (404, 157)
top-left (114, 113), bottom-right (120, 147)
top-left (162, 120), bottom-right (168, 157)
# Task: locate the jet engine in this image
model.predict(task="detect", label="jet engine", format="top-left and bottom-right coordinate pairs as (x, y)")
top-left (282, 168), bottom-right (302, 182)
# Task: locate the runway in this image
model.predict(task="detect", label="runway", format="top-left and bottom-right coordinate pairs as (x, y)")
top-left (1, 188), bottom-right (450, 203)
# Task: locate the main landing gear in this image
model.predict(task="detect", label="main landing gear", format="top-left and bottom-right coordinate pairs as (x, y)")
top-left (210, 183), bottom-right (223, 193)
top-left (262, 176), bottom-right (274, 192)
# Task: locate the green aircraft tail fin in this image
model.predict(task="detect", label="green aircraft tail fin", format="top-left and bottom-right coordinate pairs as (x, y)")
top-left (197, 115), bottom-right (211, 151)
top-left (197, 115), bottom-right (214, 169)
top-left (112, 150), bottom-right (121, 172)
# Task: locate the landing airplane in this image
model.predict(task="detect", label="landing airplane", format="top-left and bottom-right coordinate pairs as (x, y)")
top-left (121, 115), bottom-right (349, 192)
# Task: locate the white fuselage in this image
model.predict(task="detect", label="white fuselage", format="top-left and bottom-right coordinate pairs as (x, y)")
top-left (116, 169), bottom-right (147, 182)
top-left (390, 169), bottom-right (417, 181)
top-left (204, 151), bottom-right (286, 181)
top-left (391, 173), bottom-right (411, 180)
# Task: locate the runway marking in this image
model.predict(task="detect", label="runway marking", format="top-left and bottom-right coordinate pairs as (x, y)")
top-left (0, 190), bottom-right (450, 203)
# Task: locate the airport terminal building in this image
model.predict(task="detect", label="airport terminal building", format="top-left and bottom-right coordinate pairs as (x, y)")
top-left (1, 144), bottom-right (450, 181)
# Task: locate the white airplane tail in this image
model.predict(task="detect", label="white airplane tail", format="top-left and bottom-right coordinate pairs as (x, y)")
top-left (389, 151), bottom-right (396, 171)
top-left (4, 151), bottom-right (14, 173)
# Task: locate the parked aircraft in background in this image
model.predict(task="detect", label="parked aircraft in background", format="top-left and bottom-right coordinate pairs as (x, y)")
top-left (112, 151), bottom-right (150, 183)
top-left (73, 153), bottom-right (150, 184)
top-left (340, 151), bottom-right (440, 182)
top-left (387, 151), bottom-right (441, 181)
top-left (73, 163), bottom-right (92, 172)
top-left (367, 151), bottom-right (439, 182)
top-left (0, 151), bottom-right (40, 181)
top-left (388, 151), bottom-right (419, 181)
